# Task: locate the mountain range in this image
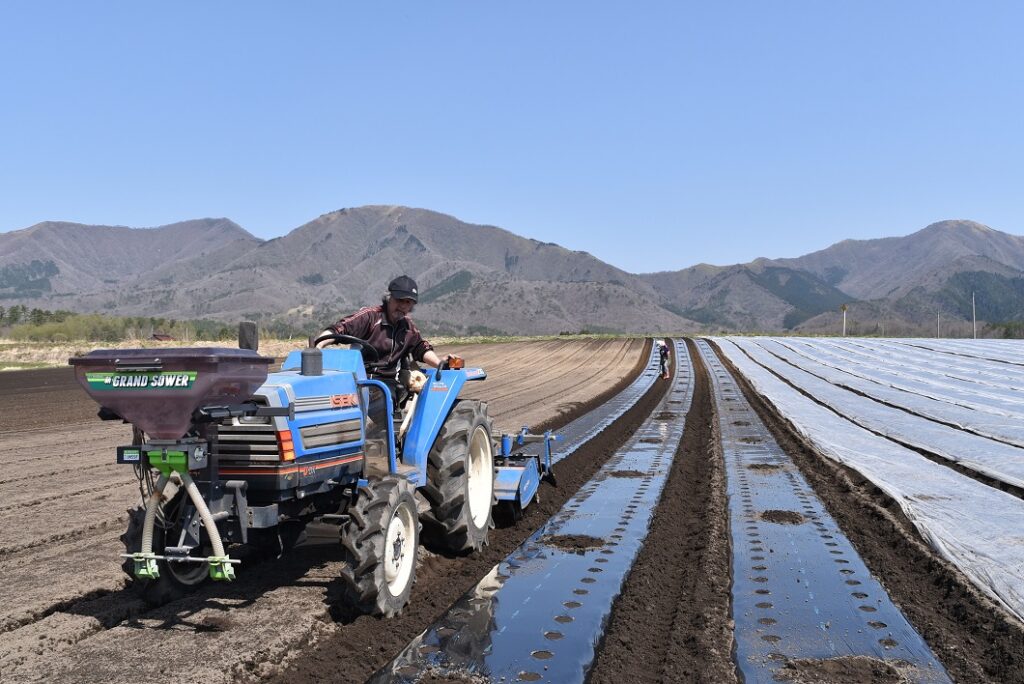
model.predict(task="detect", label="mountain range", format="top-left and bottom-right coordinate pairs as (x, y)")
top-left (2, 206), bottom-right (1022, 336)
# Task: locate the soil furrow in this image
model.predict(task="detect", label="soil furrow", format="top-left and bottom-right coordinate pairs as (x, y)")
top-left (0, 472), bottom-right (134, 511)
top-left (589, 338), bottom-right (736, 684)
top-left (0, 516), bottom-right (126, 556)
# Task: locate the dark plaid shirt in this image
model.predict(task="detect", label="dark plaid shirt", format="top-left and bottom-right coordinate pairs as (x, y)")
top-left (329, 305), bottom-right (433, 379)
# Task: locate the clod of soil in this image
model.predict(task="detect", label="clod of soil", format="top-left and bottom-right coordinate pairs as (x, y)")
top-left (772, 655), bottom-right (905, 683)
top-left (655, 411), bottom-right (678, 421)
top-left (608, 470), bottom-right (647, 478)
top-left (761, 510), bottom-right (806, 525)
top-left (542, 534), bottom-right (605, 553)
top-left (739, 436), bottom-right (762, 444)
top-left (640, 437), bottom-right (662, 443)
top-left (417, 669), bottom-right (492, 684)
top-left (748, 463), bottom-right (783, 472)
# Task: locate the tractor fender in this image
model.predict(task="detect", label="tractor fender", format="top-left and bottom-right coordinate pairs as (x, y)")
top-left (402, 369), bottom-right (484, 485)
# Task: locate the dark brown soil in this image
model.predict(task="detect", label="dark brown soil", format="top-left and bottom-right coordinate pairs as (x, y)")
top-left (415, 672), bottom-right (490, 684)
top-left (608, 469), bottom-right (647, 478)
top-left (414, 671), bottom-right (490, 684)
top-left (542, 534), bottom-right (605, 552)
top-left (748, 463), bottom-right (783, 472)
top-left (760, 510), bottom-right (806, 525)
top-left (0, 366), bottom-right (101, 432)
top-left (274, 340), bottom-right (671, 684)
top-left (589, 338), bottom-right (736, 684)
top-left (773, 655), bottom-right (905, 683)
top-left (710, 340), bottom-right (1024, 684)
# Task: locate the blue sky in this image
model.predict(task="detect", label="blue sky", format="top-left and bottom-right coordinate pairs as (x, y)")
top-left (1, 2), bottom-right (1020, 273)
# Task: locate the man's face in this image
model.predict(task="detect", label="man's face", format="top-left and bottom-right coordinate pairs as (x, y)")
top-left (387, 296), bottom-right (416, 321)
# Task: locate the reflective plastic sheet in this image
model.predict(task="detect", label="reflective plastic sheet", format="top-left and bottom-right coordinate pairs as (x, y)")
top-left (698, 340), bottom-right (949, 683)
top-left (767, 338), bottom-right (1024, 446)
top-left (713, 337), bottom-right (1024, 624)
top-left (733, 338), bottom-right (1024, 489)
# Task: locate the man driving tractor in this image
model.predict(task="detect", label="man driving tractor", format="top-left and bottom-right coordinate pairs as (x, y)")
top-left (316, 275), bottom-right (446, 416)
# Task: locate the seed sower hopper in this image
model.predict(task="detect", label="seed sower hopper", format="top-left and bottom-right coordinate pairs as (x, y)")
top-left (69, 325), bottom-right (557, 616)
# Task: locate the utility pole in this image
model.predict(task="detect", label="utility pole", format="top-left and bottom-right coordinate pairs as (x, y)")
top-left (936, 310), bottom-right (940, 338)
top-left (841, 304), bottom-right (848, 337)
top-left (972, 291), bottom-right (977, 339)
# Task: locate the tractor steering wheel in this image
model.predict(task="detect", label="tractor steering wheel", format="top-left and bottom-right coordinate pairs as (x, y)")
top-left (312, 332), bottom-right (382, 364)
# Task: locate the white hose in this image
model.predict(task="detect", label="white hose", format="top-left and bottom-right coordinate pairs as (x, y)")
top-left (398, 393), bottom-right (419, 442)
top-left (178, 470), bottom-right (227, 559)
top-left (141, 474), bottom-right (170, 556)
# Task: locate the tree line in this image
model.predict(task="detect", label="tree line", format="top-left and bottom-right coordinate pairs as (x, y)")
top-left (0, 307), bottom-right (311, 342)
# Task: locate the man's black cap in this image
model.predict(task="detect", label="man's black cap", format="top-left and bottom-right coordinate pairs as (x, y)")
top-left (388, 275), bottom-right (419, 302)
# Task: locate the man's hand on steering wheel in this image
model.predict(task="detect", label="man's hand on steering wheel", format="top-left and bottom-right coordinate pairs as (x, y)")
top-left (312, 332), bottom-right (381, 364)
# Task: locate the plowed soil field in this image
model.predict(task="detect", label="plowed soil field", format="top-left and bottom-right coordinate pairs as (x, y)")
top-left (0, 338), bottom-right (646, 683)
top-left (5, 336), bottom-right (1024, 684)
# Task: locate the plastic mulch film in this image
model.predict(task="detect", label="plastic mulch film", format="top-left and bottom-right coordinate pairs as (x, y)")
top-left (713, 337), bottom-right (1024, 624)
top-left (766, 338), bottom-right (1024, 447)
top-left (826, 338), bottom-right (1024, 393)
top-left (779, 339), bottom-right (1024, 416)
top-left (894, 339), bottom-right (1024, 365)
top-left (731, 337), bottom-right (1024, 489)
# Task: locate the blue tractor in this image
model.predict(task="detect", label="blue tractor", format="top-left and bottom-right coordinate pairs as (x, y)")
top-left (69, 327), bottom-right (556, 616)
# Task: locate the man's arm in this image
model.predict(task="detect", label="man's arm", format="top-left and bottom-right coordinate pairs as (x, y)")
top-left (420, 349), bottom-right (446, 369)
top-left (315, 308), bottom-right (374, 349)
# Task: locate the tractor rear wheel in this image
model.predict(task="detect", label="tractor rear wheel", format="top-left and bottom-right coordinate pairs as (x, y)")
top-left (339, 476), bottom-right (419, 617)
top-left (421, 399), bottom-right (494, 554)
top-left (120, 496), bottom-right (210, 606)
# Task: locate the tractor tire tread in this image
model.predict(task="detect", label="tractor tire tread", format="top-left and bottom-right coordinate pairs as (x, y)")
top-left (420, 400), bottom-right (494, 555)
top-left (339, 477), bottom-right (418, 617)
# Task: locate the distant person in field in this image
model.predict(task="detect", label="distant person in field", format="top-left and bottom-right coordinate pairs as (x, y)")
top-left (315, 275), bottom-right (447, 413)
top-left (658, 340), bottom-right (670, 379)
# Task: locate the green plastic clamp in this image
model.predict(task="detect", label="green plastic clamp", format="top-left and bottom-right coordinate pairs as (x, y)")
top-left (146, 449), bottom-right (187, 478)
top-left (132, 553), bottom-right (161, 579)
top-left (207, 556), bottom-right (236, 581)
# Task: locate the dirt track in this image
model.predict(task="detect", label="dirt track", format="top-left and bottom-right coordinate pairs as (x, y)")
top-left (0, 338), bottom-right (647, 683)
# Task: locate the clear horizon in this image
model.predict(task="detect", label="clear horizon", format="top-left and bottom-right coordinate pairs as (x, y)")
top-left (1, 2), bottom-right (1021, 273)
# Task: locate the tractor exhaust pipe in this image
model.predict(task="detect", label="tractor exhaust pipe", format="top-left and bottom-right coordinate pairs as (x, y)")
top-left (301, 335), bottom-right (323, 376)
top-left (238, 321), bottom-right (259, 351)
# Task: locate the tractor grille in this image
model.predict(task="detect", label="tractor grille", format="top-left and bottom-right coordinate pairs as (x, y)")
top-left (299, 419), bottom-right (361, 449)
top-left (214, 400), bottom-right (279, 463)
top-left (294, 395), bottom-right (335, 412)
top-left (215, 423), bottom-right (279, 462)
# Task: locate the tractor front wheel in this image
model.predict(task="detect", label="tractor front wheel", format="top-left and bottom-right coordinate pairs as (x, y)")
top-left (421, 399), bottom-right (495, 554)
top-left (339, 476), bottom-right (419, 617)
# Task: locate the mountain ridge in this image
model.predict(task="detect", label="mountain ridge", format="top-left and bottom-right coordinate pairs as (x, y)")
top-left (1, 209), bottom-right (1021, 335)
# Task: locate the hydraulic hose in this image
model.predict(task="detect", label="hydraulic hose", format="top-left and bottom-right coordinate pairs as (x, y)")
top-left (178, 470), bottom-right (227, 560)
top-left (141, 474), bottom-right (170, 556)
